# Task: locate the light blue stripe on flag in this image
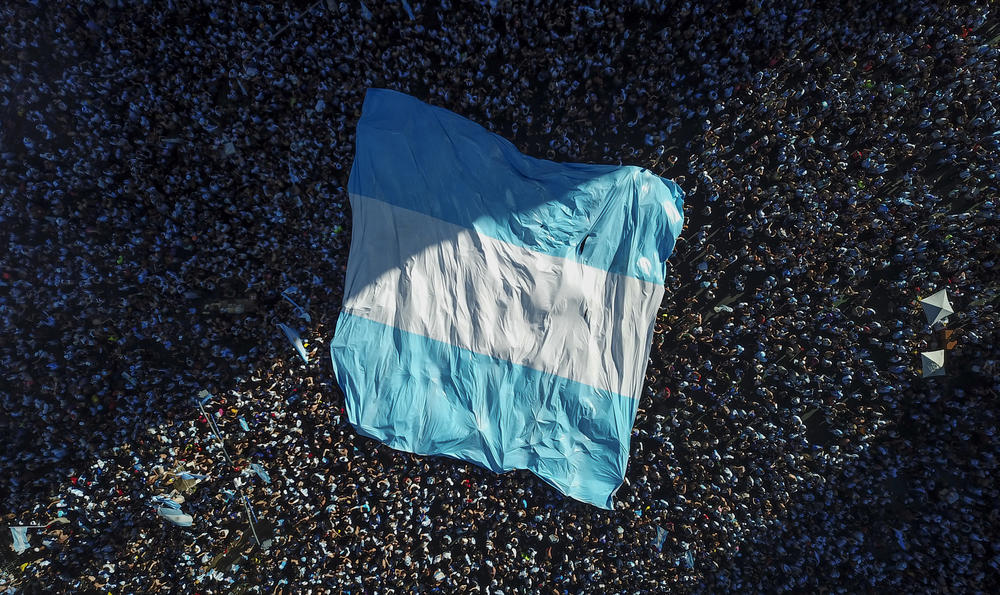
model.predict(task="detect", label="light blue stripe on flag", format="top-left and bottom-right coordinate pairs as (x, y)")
top-left (333, 313), bottom-right (637, 508)
top-left (332, 89), bottom-right (684, 509)
top-left (351, 89), bottom-right (683, 285)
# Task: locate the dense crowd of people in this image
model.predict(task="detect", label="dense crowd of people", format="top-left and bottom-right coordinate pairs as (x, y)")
top-left (3, 0), bottom-right (999, 592)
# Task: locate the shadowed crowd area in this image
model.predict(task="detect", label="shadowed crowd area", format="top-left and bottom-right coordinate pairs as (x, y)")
top-left (1, 0), bottom-right (998, 592)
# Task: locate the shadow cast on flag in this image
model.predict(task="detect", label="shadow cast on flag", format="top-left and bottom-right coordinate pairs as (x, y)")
top-left (331, 89), bottom-right (684, 509)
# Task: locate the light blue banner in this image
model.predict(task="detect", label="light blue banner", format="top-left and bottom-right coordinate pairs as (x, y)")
top-left (10, 527), bottom-right (30, 554)
top-left (332, 89), bottom-right (684, 509)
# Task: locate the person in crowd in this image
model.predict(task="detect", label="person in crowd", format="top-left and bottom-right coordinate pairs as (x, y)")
top-left (2, 0), bottom-right (998, 592)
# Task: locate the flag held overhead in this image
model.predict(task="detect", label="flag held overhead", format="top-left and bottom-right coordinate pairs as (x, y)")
top-left (331, 89), bottom-right (684, 509)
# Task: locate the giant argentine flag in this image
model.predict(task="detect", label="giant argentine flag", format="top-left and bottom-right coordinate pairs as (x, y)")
top-left (332, 89), bottom-right (684, 509)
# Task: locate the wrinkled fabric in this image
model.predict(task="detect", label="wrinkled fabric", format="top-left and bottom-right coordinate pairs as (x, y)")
top-left (331, 89), bottom-right (684, 508)
top-left (10, 526), bottom-right (31, 555)
top-left (157, 507), bottom-right (194, 527)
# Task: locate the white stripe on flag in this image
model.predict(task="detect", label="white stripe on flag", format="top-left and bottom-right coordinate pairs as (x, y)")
top-left (343, 195), bottom-right (663, 399)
